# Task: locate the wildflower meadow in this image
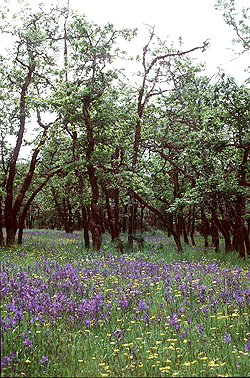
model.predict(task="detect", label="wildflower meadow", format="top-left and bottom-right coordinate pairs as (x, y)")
top-left (1, 230), bottom-right (250, 377)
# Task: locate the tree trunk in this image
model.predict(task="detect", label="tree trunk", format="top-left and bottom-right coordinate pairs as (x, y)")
top-left (4, 62), bottom-right (36, 246)
top-left (176, 213), bottom-right (182, 236)
top-left (111, 148), bottom-right (120, 239)
top-left (234, 146), bottom-right (250, 257)
top-left (187, 208), bottom-right (191, 236)
top-left (113, 188), bottom-right (120, 239)
top-left (81, 204), bottom-right (90, 249)
top-left (179, 214), bottom-right (189, 244)
top-left (190, 206), bottom-right (196, 246)
top-left (140, 205), bottom-right (144, 231)
top-left (220, 219), bottom-right (232, 253)
top-left (51, 189), bottom-right (71, 234)
top-left (212, 212), bottom-right (232, 253)
top-left (18, 170), bottom-right (59, 244)
top-left (201, 205), bottom-right (209, 248)
top-left (243, 226), bottom-right (250, 258)
top-left (134, 191), bottom-right (183, 252)
top-left (67, 198), bottom-right (73, 233)
top-left (0, 194), bottom-right (4, 247)
top-left (167, 213), bottom-right (173, 237)
top-left (83, 103), bottom-right (102, 251)
top-left (62, 198), bottom-right (74, 233)
top-left (211, 215), bottom-right (219, 253)
top-left (128, 84), bottom-right (144, 248)
top-left (122, 204), bottom-right (128, 233)
top-left (71, 129), bottom-right (90, 249)
top-left (210, 200), bottom-right (233, 253)
top-left (76, 210), bottom-right (81, 231)
top-left (232, 195), bottom-right (246, 258)
top-left (134, 203), bottom-right (138, 232)
top-left (88, 203), bottom-right (102, 250)
top-left (247, 218), bottom-right (250, 236)
top-left (103, 185), bottom-right (115, 241)
top-left (128, 188), bottom-right (135, 247)
top-left (247, 218), bottom-right (250, 235)
top-left (87, 164), bottom-right (102, 251)
top-left (12, 124), bottom-right (49, 237)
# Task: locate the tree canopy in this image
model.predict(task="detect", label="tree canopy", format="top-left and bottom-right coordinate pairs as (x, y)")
top-left (0, 1), bottom-right (249, 258)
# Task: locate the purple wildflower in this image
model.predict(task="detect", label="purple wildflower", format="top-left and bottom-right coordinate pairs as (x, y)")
top-left (224, 332), bottom-right (231, 343)
top-left (114, 329), bottom-right (123, 341)
top-left (0, 316), bottom-right (15, 333)
top-left (0, 352), bottom-right (15, 369)
top-left (139, 300), bottom-right (145, 309)
top-left (197, 322), bottom-right (204, 335)
top-left (83, 319), bottom-right (91, 327)
top-left (179, 281), bottom-right (186, 294)
top-left (174, 273), bottom-right (182, 281)
top-left (202, 306), bottom-right (209, 317)
top-left (1, 357), bottom-right (9, 369)
top-left (169, 312), bottom-right (180, 331)
top-left (178, 307), bottom-right (185, 314)
top-left (22, 331), bottom-right (33, 348)
top-left (244, 339), bottom-right (250, 352)
top-left (39, 356), bottom-right (49, 365)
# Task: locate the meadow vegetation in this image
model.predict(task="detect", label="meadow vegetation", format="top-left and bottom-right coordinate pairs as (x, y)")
top-left (1, 229), bottom-right (249, 377)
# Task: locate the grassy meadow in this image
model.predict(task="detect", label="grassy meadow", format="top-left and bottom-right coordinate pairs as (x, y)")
top-left (0, 229), bottom-right (250, 377)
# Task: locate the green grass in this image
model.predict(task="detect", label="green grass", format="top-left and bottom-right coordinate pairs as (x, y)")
top-left (1, 229), bottom-right (249, 377)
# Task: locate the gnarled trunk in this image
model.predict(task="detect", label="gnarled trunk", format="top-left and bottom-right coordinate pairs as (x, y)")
top-left (201, 205), bottom-right (210, 248)
top-left (134, 191), bottom-right (183, 252)
top-left (103, 184), bottom-right (115, 241)
top-left (211, 215), bottom-right (219, 253)
top-left (0, 194), bottom-right (4, 247)
top-left (122, 204), bottom-right (128, 233)
top-left (232, 195), bottom-right (246, 258)
top-left (4, 62), bottom-right (36, 246)
top-left (18, 170), bottom-right (59, 244)
top-left (113, 188), bottom-right (120, 239)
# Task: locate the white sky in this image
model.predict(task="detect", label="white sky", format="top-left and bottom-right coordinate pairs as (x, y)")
top-left (67, 0), bottom-right (249, 84)
top-left (1, 0), bottom-right (250, 84)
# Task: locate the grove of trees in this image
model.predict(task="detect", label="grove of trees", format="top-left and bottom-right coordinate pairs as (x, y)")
top-left (0, 0), bottom-right (249, 258)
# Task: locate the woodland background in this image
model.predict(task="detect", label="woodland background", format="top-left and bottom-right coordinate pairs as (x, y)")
top-left (0, 0), bottom-right (249, 258)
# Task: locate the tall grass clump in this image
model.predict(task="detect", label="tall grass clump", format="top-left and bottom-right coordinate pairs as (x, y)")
top-left (1, 229), bottom-right (249, 377)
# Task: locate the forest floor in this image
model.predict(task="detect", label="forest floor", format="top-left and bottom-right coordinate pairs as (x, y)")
top-left (1, 229), bottom-right (250, 377)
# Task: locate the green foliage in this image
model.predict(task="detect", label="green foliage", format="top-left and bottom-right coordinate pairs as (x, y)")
top-left (215, 0), bottom-right (250, 59)
top-left (1, 0), bottom-right (249, 257)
